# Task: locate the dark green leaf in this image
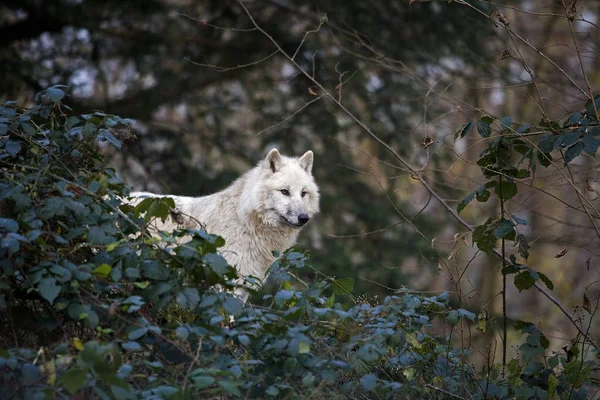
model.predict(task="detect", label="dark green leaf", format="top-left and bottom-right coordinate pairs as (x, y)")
top-left (98, 129), bottom-right (122, 149)
top-left (47, 87), bottom-right (65, 103)
top-left (5, 140), bottom-right (21, 156)
top-left (555, 131), bottom-right (581, 150)
top-left (128, 327), bottom-right (148, 340)
top-left (176, 288), bottom-right (200, 310)
top-left (477, 120), bottom-right (491, 138)
top-left (223, 297), bottom-right (243, 317)
top-left (193, 376), bottom-right (215, 389)
top-left (360, 374), bottom-right (378, 392)
top-left (538, 272), bottom-right (554, 290)
top-left (494, 219), bottom-right (515, 239)
top-left (514, 271), bottom-right (536, 292)
top-left (457, 191), bottom-right (475, 214)
top-left (218, 381), bottom-right (241, 397)
top-left (455, 121), bottom-right (474, 140)
top-left (38, 278), bottom-right (61, 304)
top-left (582, 135), bottom-right (600, 155)
top-left (21, 122), bottom-right (36, 135)
top-left (495, 180), bottom-right (517, 201)
top-left (59, 368), bottom-right (88, 394)
top-left (0, 217), bottom-right (18, 232)
top-left (564, 142), bottom-right (584, 165)
top-left (447, 310), bottom-right (459, 325)
top-left (500, 116), bottom-right (512, 132)
top-left (332, 277), bottom-right (355, 295)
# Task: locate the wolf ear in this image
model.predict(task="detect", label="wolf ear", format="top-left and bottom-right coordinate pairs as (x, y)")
top-left (265, 148), bottom-right (283, 173)
top-left (298, 150), bottom-right (314, 174)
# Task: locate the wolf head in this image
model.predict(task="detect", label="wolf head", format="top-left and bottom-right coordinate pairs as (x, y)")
top-left (241, 149), bottom-right (320, 229)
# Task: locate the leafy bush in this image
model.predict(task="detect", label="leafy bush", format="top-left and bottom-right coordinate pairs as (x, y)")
top-left (0, 89), bottom-right (598, 399)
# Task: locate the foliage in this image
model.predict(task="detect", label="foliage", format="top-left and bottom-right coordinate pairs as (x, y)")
top-left (1, 91), bottom-right (599, 398)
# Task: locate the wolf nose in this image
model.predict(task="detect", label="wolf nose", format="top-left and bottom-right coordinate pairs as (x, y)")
top-left (298, 213), bottom-right (310, 225)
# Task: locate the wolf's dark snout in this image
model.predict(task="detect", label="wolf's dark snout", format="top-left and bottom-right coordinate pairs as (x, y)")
top-left (298, 213), bottom-right (310, 225)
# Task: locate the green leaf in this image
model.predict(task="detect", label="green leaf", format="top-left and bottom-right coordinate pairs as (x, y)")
top-left (455, 121), bottom-right (474, 140)
top-left (39, 278), bottom-right (61, 304)
top-left (332, 277), bottom-right (355, 295)
top-left (47, 87), bottom-right (65, 103)
top-left (494, 219), bottom-right (515, 239)
top-left (477, 120), bottom-right (492, 138)
top-left (514, 271), bottom-right (536, 292)
top-left (92, 264), bottom-right (112, 278)
top-left (298, 342), bottom-right (310, 354)
top-left (59, 367), bottom-right (88, 394)
top-left (360, 374), bottom-right (378, 391)
top-left (218, 381), bottom-right (241, 397)
top-left (564, 142), bottom-right (584, 165)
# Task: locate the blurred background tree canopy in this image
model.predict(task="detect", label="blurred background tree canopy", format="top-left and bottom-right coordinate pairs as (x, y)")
top-left (2, 0), bottom-right (600, 361)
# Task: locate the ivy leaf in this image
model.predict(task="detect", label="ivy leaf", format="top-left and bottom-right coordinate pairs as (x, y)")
top-left (563, 142), bottom-right (584, 165)
top-left (38, 278), bottom-right (61, 304)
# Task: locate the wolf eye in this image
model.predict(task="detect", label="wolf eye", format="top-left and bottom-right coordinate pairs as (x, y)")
top-left (280, 189), bottom-right (290, 196)
top-left (301, 191), bottom-right (307, 197)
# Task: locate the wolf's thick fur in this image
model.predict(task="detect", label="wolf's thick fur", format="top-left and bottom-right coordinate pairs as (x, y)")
top-left (130, 149), bottom-right (319, 289)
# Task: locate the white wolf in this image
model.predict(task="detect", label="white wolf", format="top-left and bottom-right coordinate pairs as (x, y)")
top-left (129, 149), bottom-right (320, 299)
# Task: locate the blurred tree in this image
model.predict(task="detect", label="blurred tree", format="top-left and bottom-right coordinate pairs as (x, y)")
top-left (0, 0), bottom-right (497, 295)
